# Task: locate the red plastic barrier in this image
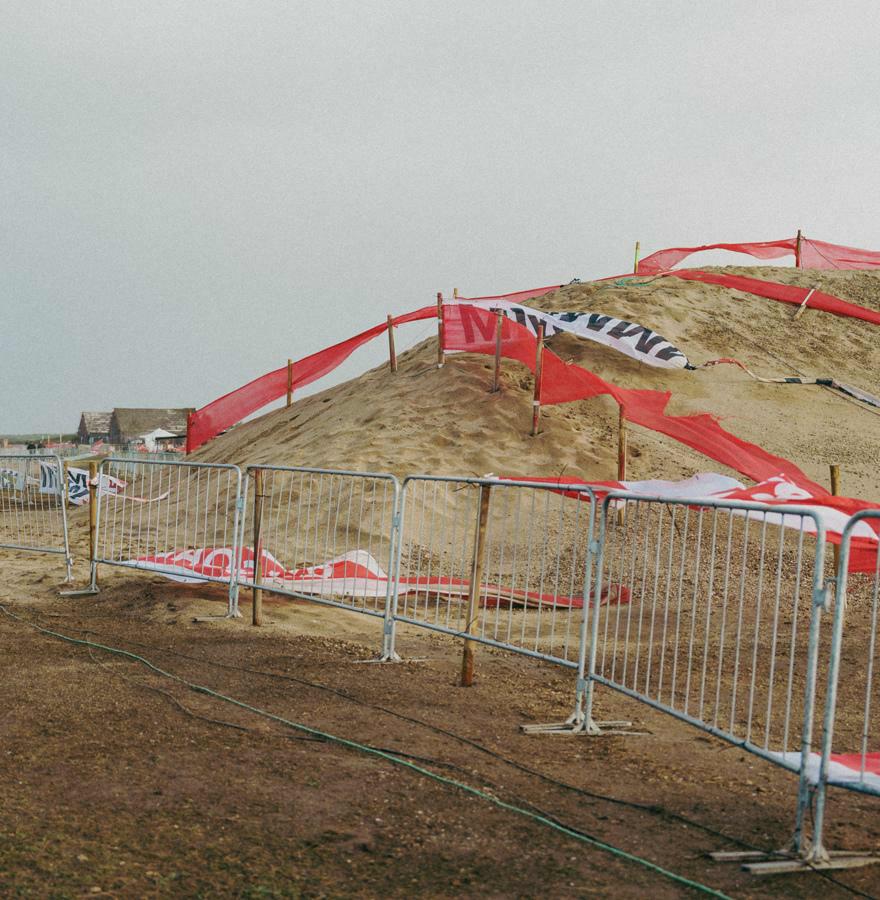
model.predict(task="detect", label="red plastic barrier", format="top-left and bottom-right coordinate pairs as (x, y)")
top-left (801, 238), bottom-right (880, 270)
top-left (638, 238), bottom-right (796, 274)
top-left (187, 306), bottom-right (436, 452)
top-left (444, 304), bottom-right (827, 494)
top-left (669, 270), bottom-right (880, 326)
top-left (638, 236), bottom-right (880, 274)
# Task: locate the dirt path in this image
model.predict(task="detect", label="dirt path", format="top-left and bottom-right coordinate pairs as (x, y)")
top-left (1, 556), bottom-right (879, 898)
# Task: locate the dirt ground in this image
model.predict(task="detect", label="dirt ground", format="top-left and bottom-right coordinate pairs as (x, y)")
top-left (2, 550), bottom-right (880, 899)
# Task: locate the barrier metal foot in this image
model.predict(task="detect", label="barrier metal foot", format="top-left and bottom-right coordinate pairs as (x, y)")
top-left (354, 652), bottom-right (418, 664)
top-left (59, 586), bottom-right (99, 597)
top-left (710, 849), bottom-right (880, 875)
top-left (520, 715), bottom-right (640, 736)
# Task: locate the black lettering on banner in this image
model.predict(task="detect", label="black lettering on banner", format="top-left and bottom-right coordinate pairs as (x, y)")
top-left (655, 346), bottom-right (687, 362)
top-left (608, 322), bottom-right (668, 356)
top-left (586, 314), bottom-right (613, 332)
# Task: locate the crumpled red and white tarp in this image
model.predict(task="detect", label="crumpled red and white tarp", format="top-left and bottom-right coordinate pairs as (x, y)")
top-left (769, 751), bottom-right (880, 793)
top-left (501, 472), bottom-right (880, 573)
top-left (125, 546), bottom-right (628, 608)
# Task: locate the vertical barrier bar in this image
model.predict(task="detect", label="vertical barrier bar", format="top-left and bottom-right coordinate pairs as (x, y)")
top-left (531, 324), bottom-right (544, 436)
top-left (436, 292), bottom-right (445, 368)
top-left (492, 309), bottom-right (503, 393)
top-left (88, 459), bottom-right (98, 572)
top-left (387, 315), bottom-right (398, 373)
top-left (286, 359), bottom-right (294, 407)
top-left (461, 484), bottom-right (492, 687)
top-left (252, 468), bottom-right (264, 626)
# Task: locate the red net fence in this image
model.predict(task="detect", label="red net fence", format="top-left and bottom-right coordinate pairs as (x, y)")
top-left (186, 305), bottom-right (435, 453)
top-left (185, 234), bottom-right (880, 513)
top-left (637, 235), bottom-right (880, 274)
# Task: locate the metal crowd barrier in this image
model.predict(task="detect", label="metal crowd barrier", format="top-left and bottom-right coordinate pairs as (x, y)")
top-left (582, 492), bottom-right (831, 863)
top-left (237, 466), bottom-right (402, 658)
top-left (792, 510), bottom-right (880, 872)
top-left (82, 458), bottom-right (243, 615)
top-left (0, 454), bottom-right (72, 580)
top-left (394, 476), bottom-right (599, 671)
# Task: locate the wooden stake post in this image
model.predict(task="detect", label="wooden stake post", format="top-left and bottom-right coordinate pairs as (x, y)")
top-left (88, 460), bottom-right (98, 567)
top-left (531, 324), bottom-right (545, 436)
top-left (795, 229), bottom-right (803, 268)
top-left (436, 292), bottom-right (445, 368)
top-left (617, 407), bottom-right (627, 524)
top-left (461, 485), bottom-right (492, 687)
top-left (387, 315), bottom-right (397, 372)
top-left (286, 359), bottom-right (294, 407)
top-left (830, 464), bottom-right (841, 571)
top-left (633, 241), bottom-right (641, 275)
top-left (492, 309), bottom-right (503, 393)
top-left (252, 468), bottom-right (265, 626)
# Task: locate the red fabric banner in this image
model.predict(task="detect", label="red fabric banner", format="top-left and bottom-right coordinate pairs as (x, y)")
top-left (444, 304), bottom-right (828, 494)
top-left (638, 239), bottom-right (796, 274)
top-left (638, 235), bottom-right (880, 274)
top-left (187, 306), bottom-right (436, 452)
top-left (668, 269), bottom-right (880, 326)
top-left (800, 238), bottom-right (880, 270)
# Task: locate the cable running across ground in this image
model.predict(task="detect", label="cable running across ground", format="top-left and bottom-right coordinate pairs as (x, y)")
top-left (1, 602), bottom-right (732, 899)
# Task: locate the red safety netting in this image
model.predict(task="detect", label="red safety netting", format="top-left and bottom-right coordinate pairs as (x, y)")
top-left (668, 270), bottom-right (880, 326)
top-left (638, 235), bottom-right (880, 274)
top-left (187, 306), bottom-right (436, 452)
top-left (638, 239), bottom-right (796, 274)
top-left (444, 304), bottom-right (827, 494)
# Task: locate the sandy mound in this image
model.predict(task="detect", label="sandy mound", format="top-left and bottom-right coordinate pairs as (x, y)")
top-left (194, 267), bottom-right (880, 502)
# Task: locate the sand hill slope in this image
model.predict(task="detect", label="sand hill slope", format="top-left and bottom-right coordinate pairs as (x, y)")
top-left (194, 267), bottom-right (880, 502)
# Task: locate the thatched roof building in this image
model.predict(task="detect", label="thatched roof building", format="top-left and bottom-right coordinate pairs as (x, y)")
top-left (76, 411), bottom-right (112, 444)
top-left (108, 408), bottom-right (193, 446)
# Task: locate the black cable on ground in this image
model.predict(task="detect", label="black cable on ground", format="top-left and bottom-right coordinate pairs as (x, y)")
top-left (1, 602), bottom-right (731, 899)
top-left (9, 604), bottom-right (875, 899)
top-left (88, 624), bottom-right (878, 900)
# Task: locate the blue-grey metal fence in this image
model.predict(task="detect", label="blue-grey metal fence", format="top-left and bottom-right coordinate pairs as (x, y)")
top-left (0, 453), bottom-right (72, 580)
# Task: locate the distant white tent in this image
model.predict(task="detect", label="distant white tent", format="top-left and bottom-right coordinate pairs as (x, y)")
top-left (140, 428), bottom-right (177, 451)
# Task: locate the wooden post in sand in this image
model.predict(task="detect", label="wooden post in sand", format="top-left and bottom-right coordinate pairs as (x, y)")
top-left (795, 229), bottom-right (803, 268)
top-left (436, 292), bottom-right (445, 368)
top-left (453, 288), bottom-right (459, 299)
top-left (185, 413), bottom-right (192, 455)
top-left (633, 241), bottom-right (641, 275)
top-left (386, 315), bottom-right (398, 373)
top-left (830, 464), bottom-right (841, 571)
top-left (286, 359), bottom-right (294, 407)
top-left (88, 460), bottom-right (98, 567)
top-left (531, 324), bottom-right (545, 436)
top-left (252, 468), bottom-right (265, 626)
top-left (461, 484), bottom-right (492, 687)
top-left (491, 309), bottom-right (503, 393)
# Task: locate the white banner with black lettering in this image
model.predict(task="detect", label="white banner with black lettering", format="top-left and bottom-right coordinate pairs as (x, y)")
top-left (461, 299), bottom-right (692, 369)
top-left (39, 462), bottom-right (127, 506)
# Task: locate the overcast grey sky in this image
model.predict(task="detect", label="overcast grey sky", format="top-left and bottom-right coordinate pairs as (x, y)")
top-left (3, 1), bottom-right (879, 433)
